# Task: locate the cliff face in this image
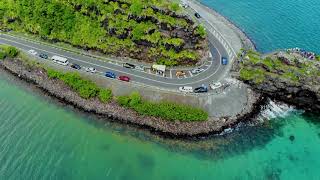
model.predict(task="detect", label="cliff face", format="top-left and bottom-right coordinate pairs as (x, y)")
top-left (238, 50), bottom-right (320, 112)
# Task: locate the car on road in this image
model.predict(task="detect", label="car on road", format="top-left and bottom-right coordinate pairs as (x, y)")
top-left (123, 63), bottom-right (135, 69)
top-left (209, 82), bottom-right (222, 90)
top-left (135, 65), bottom-right (145, 71)
top-left (28, 49), bottom-right (37, 55)
top-left (179, 86), bottom-right (193, 93)
top-left (105, 71), bottom-right (116, 79)
top-left (194, 85), bottom-right (208, 93)
top-left (39, 53), bottom-right (48, 59)
top-left (191, 68), bottom-right (205, 74)
top-left (195, 13), bottom-right (201, 18)
top-left (119, 76), bottom-right (130, 82)
top-left (85, 67), bottom-right (97, 73)
top-left (180, 2), bottom-right (189, 8)
top-left (71, 63), bottom-right (81, 70)
top-left (176, 71), bottom-right (186, 77)
top-left (51, 55), bottom-right (69, 66)
top-left (221, 57), bottom-right (228, 65)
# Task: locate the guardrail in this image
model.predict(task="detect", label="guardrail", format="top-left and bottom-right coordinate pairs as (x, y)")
top-left (187, 0), bottom-right (237, 62)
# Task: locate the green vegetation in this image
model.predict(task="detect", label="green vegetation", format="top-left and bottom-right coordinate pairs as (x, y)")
top-left (0, 0), bottom-right (207, 66)
top-left (47, 69), bottom-right (100, 99)
top-left (0, 45), bottom-right (19, 59)
top-left (240, 50), bottom-right (319, 84)
top-left (116, 92), bottom-right (208, 121)
top-left (0, 51), bottom-right (5, 60)
top-left (195, 25), bottom-right (207, 38)
top-left (98, 89), bottom-right (112, 103)
top-left (1, 45), bottom-right (208, 121)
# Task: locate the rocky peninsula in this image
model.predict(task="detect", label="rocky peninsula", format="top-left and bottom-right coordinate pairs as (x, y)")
top-left (0, 46), bottom-right (264, 138)
top-left (238, 49), bottom-right (320, 113)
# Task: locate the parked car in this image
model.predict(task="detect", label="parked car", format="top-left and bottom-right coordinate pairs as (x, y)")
top-left (28, 49), bottom-right (37, 55)
top-left (51, 55), bottom-right (69, 66)
top-left (195, 13), bottom-right (201, 18)
top-left (39, 53), bottom-right (48, 59)
top-left (119, 76), bottom-right (130, 82)
top-left (209, 82), bottom-right (222, 90)
top-left (181, 2), bottom-right (189, 8)
top-left (194, 85), bottom-right (208, 93)
top-left (123, 63), bottom-right (135, 69)
top-left (85, 67), bottom-right (97, 73)
top-left (221, 57), bottom-right (228, 65)
top-left (71, 63), bottom-right (81, 70)
top-left (191, 68), bottom-right (204, 74)
top-left (135, 65), bottom-right (145, 71)
top-left (179, 86), bottom-right (193, 93)
top-left (105, 71), bottom-right (116, 79)
top-left (176, 71), bottom-right (186, 77)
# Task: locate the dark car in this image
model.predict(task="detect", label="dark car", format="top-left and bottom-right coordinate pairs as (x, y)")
top-left (123, 63), bottom-right (135, 69)
top-left (71, 63), bottom-right (81, 70)
top-left (194, 86), bottom-right (208, 93)
top-left (39, 53), bottom-right (48, 59)
top-left (221, 57), bottom-right (228, 65)
top-left (105, 71), bottom-right (116, 79)
top-left (195, 13), bottom-right (201, 18)
top-left (119, 76), bottom-right (130, 82)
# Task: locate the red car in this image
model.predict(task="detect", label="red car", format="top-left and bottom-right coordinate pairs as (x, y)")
top-left (119, 76), bottom-right (130, 82)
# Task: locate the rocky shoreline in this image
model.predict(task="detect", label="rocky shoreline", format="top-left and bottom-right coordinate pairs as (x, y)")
top-left (0, 58), bottom-right (266, 138)
top-left (239, 50), bottom-right (320, 113)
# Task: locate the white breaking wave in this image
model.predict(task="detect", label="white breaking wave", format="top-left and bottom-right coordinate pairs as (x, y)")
top-left (257, 99), bottom-right (297, 121)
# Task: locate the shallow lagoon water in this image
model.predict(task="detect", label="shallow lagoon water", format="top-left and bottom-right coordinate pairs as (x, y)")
top-left (2, 0), bottom-right (320, 179)
top-left (0, 70), bottom-right (320, 179)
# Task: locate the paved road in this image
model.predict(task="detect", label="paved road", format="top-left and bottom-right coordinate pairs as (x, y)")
top-left (0, 31), bottom-right (231, 91)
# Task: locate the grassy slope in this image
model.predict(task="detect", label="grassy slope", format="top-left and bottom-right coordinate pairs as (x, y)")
top-left (239, 50), bottom-right (320, 85)
top-left (0, 0), bottom-right (207, 66)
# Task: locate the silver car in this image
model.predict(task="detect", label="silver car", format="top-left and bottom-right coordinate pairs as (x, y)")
top-left (191, 68), bottom-right (204, 74)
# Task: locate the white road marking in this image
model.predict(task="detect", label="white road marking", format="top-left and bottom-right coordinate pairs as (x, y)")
top-left (1, 33), bottom-right (220, 80)
top-left (0, 36), bottom-right (223, 86)
top-left (189, 71), bottom-right (193, 77)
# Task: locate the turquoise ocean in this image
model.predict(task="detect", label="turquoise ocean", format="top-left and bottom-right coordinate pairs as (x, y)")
top-left (1, 0), bottom-right (320, 179)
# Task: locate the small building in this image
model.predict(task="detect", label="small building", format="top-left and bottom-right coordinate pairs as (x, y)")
top-left (152, 64), bottom-right (166, 76)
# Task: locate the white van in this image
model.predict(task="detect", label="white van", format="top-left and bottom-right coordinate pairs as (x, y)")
top-left (51, 55), bottom-right (69, 66)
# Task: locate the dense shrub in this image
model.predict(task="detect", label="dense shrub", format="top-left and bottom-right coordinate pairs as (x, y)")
top-left (0, 51), bottom-right (6, 60)
top-left (116, 92), bottom-right (208, 121)
top-left (0, 0), bottom-right (206, 66)
top-left (5, 46), bottom-right (19, 58)
top-left (46, 69), bottom-right (108, 100)
top-left (98, 89), bottom-right (112, 103)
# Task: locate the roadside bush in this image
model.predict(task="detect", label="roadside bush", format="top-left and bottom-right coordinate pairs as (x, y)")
top-left (116, 96), bottom-right (131, 107)
top-left (98, 89), bottom-right (112, 103)
top-left (46, 69), bottom-right (108, 100)
top-left (0, 51), bottom-right (6, 60)
top-left (47, 68), bottom-right (63, 79)
top-left (5, 46), bottom-right (19, 58)
top-left (116, 92), bottom-right (208, 122)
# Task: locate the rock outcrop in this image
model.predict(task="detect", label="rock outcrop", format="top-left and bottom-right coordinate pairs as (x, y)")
top-left (239, 50), bottom-right (320, 112)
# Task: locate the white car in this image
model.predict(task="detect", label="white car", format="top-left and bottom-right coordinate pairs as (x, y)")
top-left (28, 49), bottom-right (37, 55)
top-left (209, 82), bottom-right (222, 90)
top-left (179, 86), bottom-right (193, 93)
top-left (85, 67), bottom-right (97, 73)
top-left (191, 68), bottom-right (204, 74)
top-left (135, 65), bottom-right (145, 71)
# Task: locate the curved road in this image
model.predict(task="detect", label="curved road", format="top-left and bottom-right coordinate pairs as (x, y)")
top-left (0, 31), bottom-right (231, 91)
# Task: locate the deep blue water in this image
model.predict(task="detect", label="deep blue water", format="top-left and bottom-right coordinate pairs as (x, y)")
top-left (201, 0), bottom-right (320, 53)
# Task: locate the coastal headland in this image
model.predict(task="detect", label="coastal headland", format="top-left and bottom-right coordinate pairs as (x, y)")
top-left (1, 0), bottom-right (317, 137)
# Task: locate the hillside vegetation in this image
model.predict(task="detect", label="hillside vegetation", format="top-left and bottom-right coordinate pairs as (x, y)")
top-left (0, 0), bottom-right (208, 66)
